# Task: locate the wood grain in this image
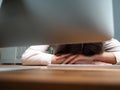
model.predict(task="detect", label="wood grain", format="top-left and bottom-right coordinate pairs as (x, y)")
top-left (0, 65), bottom-right (120, 90)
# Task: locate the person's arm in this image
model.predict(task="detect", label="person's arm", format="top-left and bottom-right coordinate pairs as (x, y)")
top-left (92, 38), bottom-right (120, 64)
top-left (51, 38), bottom-right (120, 65)
top-left (51, 52), bottom-right (116, 65)
top-left (92, 52), bottom-right (116, 64)
top-left (22, 45), bottom-right (54, 65)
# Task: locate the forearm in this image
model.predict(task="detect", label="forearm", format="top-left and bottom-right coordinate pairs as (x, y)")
top-left (92, 52), bottom-right (117, 64)
top-left (22, 52), bottom-right (54, 65)
top-left (21, 45), bottom-right (54, 65)
top-left (22, 47), bottom-right (54, 65)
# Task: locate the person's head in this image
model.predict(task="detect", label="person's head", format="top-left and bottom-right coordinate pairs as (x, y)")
top-left (55, 42), bottom-right (103, 56)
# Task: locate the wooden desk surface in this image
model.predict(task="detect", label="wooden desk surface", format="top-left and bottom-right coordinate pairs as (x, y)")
top-left (1, 65), bottom-right (120, 90)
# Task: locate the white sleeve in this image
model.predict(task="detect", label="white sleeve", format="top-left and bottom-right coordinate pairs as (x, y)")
top-left (104, 38), bottom-right (120, 63)
top-left (21, 45), bottom-right (54, 65)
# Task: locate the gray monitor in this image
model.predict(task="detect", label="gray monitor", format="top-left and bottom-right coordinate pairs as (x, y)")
top-left (0, 0), bottom-right (114, 47)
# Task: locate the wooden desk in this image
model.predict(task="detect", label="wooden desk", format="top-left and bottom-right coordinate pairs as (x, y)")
top-left (1, 65), bottom-right (120, 90)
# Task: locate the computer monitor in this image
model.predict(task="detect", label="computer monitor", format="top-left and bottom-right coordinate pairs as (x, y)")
top-left (0, 0), bottom-right (114, 47)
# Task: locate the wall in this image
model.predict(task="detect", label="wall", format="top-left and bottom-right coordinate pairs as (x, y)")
top-left (0, 47), bottom-right (28, 64)
top-left (113, 0), bottom-right (120, 41)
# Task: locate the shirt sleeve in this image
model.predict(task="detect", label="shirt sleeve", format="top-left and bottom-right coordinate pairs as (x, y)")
top-left (21, 45), bottom-right (54, 65)
top-left (104, 38), bottom-right (120, 63)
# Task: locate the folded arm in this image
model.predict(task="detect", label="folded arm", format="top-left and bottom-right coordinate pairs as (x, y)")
top-left (22, 45), bottom-right (54, 65)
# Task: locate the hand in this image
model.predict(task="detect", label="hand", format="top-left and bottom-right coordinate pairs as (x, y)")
top-left (51, 54), bottom-right (94, 64)
top-left (51, 54), bottom-right (71, 64)
top-left (61, 54), bottom-right (94, 64)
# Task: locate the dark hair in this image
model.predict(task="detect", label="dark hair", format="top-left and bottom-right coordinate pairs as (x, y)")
top-left (55, 42), bottom-right (103, 56)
